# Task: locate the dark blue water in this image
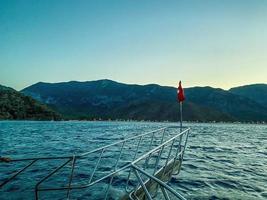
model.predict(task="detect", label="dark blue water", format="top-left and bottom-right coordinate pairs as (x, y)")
top-left (0, 121), bottom-right (266, 199)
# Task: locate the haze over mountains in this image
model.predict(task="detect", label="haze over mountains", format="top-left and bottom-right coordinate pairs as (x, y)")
top-left (18, 79), bottom-right (267, 122)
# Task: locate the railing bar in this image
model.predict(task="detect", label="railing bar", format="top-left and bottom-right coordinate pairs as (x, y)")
top-left (133, 135), bottom-right (143, 160)
top-left (67, 155), bottom-right (76, 199)
top-left (10, 156), bottom-right (74, 162)
top-left (151, 135), bottom-right (164, 198)
top-left (37, 163), bottom-right (133, 191)
top-left (104, 176), bottom-right (114, 200)
top-left (88, 148), bottom-right (105, 184)
top-left (178, 134), bottom-right (183, 159)
top-left (104, 141), bottom-right (125, 200)
top-left (128, 193), bottom-right (135, 200)
top-left (114, 141), bottom-right (126, 170)
top-left (144, 131), bottom-right (155, 169)
top-left (153, 156), bottom-right (182, 178)
top-left (40, 158), bottom-right (184, 193)
top-left (181, 130), bottom-right (190, 162)
top-left (133, 168), bottom-right (153, 200)
top-left (6, 127), bottom-right (188, 199)
top-left (35, 159), bottom-right (71, 200)
top-left (148, 132), bottom-right (155, 150)
top-left (171, 130), bottom-right (184, 174)
top-left (35, 154), bottom-right (185, 193)
top-left (131, 128), bottom-right (189, 165)
top-left (152, 129), bottom-right (166, 174)
top-left (132, 164), bottom-right (187, 200)
top-left (5, 127), bottom-right (188, 163)
top-left (171, 152), bottom-right (182, 176)
top-left (80, 126), bottom-right (187, 158)
top-left (81, 127), bottom-right (167, 157)
top-left (125, 135), bottom-right (143, 192)
top-left (174, 130), bottom-right (190, 176)
top-left (6, 128), bottom-right (170, 163)
top-left (161, 186), bottom-right (171, 200)
top-left (153, 145), bottom-right (165, 174)
top-left (144, 152), bottom-right (152, 170)
top-left (172, 130), bottom-right (190, 176)
top-left (162, 138), bottom-right (176, 175)
top-left (160, 129), bottom-right (166, 144)
top-left (129, 192), bottom-right (141, 200)
top-left (0, 159), bottom-right (37, 188)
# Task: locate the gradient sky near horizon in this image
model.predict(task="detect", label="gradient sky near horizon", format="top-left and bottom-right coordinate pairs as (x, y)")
top-left (0, 0), bottom-right (267, 90)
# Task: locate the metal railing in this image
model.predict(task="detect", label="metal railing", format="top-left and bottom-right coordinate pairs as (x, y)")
top-left (0, 126), bottom-right (190, 200)
top-left (129, 165), bottom-right (187, 200)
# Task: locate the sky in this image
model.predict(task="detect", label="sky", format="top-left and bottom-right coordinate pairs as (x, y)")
top-left (0, 0), bottom-right (267, 90)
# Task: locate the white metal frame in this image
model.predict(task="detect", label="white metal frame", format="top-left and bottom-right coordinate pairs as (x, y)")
top-left (0, 126), bottom-right (190, 200)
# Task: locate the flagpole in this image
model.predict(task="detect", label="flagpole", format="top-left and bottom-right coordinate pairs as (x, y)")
top-left (180, 102), bottom-right (183, 132)
top-left (178, 80), bottom-right (184, 133)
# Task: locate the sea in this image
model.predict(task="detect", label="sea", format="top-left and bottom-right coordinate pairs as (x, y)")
top-left (0, 121), bottom-right (266, 200)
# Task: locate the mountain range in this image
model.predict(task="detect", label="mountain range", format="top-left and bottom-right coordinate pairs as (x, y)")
top-left (18, 80), bottom-right (267, 122)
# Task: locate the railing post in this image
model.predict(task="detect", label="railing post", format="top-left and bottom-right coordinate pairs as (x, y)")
top-left (132, 167), bottom-right (153, 200)
top-left (89, 148), bottom-right (105, 184)
top-left (125, 135), bottom-right (143, 192)
top-left (161, 186), bottom-right (171, 200)
top-left (144, 131), bottom-right (155, 169)
top-left (0, 159), bottom-right (37, 189)
top-left (152, 129), bottom-right (166, 174)
top-left (67, 155), bottom-right (76, 199)
top-left (104, 141), bottom-right (125, 200)
top-left (132, 164), bottom-right (187, 200)
top-left (180, 129), bottom-right (190, 165)
top-left (162, 138), bottom-right (175, 175)
top-left (153, 144), bottom-right (165, 174)
top-left (35, 159), bottom-right (71, 200)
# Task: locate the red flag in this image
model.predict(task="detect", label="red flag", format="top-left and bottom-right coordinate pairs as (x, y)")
top-left (177, 81), bottom-right (185, 102)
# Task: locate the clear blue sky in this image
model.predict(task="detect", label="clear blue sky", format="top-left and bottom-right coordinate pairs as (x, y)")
top-left (0, 0), bottom-right (266, 90)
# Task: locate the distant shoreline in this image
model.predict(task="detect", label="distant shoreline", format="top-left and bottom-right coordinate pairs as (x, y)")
top-left (0, 119), bottom-right (266, 125)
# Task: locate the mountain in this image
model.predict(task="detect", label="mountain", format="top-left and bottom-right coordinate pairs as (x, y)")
top-left (21, 80), bottom-right (267, 122)
top-left (229, 84), bottom-right (267, 108)
top-left (22, 80), bottom-right (228, 121)
top-left (0, 84), bottom-right (61, 120)
top-left (186, 86), bottom-right (267, 121)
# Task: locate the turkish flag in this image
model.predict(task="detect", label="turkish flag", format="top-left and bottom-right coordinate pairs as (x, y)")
top-left (177, 81), bottom-right (185, 102)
